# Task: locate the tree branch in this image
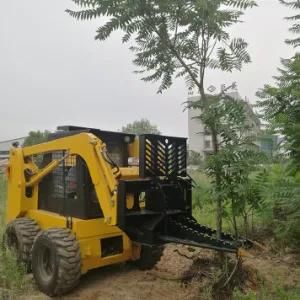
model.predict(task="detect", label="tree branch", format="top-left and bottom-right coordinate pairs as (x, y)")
top-left (143, 11), bottom-right (202, 91)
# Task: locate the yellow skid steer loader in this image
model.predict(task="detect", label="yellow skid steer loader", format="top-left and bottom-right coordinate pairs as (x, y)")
top-left (4, 126), bottom-right (249, 296)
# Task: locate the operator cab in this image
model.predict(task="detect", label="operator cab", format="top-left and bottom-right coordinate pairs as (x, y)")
top-left (38, 126), bottom-right (136, 219)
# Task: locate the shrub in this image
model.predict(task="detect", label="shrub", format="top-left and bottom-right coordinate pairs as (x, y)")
top-left (255, 164), bottom-right (300, 248)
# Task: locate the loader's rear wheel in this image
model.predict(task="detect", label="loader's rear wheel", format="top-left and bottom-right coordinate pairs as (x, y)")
top-left (134, 245), bottom-right (164, 270)
top-left (4, 218), bottom-right (40, 271)
top-left (32, 228), bottom-right (81, 297)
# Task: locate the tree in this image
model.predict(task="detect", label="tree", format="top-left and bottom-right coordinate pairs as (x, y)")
top-left (257, 55), bottom-right (300, 171)
top-left (279, 0), bottom-right (300, 48)
top-left (67, 0), bottom-right (256, 242)
top-left (254, 164), bottom-right (300, 248)
top-left (255, 1), bottom-right (300, 248)
top-left (23, 130), bottom-right (50, 147)
top-left (215, 148), bottom-right (264, 239)
top-left (121, 118), bottom-right (161, 134)
top-left (257, 1), bottom-right (300, 171)
top-left (193, 88), bottom-right (263, 239)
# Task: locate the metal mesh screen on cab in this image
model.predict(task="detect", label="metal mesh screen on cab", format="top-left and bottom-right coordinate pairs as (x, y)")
top-left (49, 152), bottom-right (77, 200)
top-left (37, 151), bottom-right (77, 214)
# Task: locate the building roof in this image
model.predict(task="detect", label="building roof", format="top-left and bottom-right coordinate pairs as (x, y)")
top-left (0, 137), bottom-right (26, 159)
top-left (0, 137), bottom-right (26, 151)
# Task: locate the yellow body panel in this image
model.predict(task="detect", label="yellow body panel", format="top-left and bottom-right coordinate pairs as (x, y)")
top-left (128, 138), bottom-right (139, 157)
top-left (26, 210), bottom-right (133, 274)
top-left (6, 148), bottom-right (39, 221)
top-left (119, 166), bottom-right (139, 179)
top-left (6, 132), bottom-right (141, 274)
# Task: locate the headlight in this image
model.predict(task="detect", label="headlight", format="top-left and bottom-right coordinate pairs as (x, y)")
top-left (128, 157), bottom-right (139, 166)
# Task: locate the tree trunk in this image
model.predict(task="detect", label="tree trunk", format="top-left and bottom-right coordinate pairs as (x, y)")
top-left (211, 129), bottom-right (225, 264)
top-left (216, 190), bottom-right (223, 239)
top-left (199, 80), bottom-right (223, 262)
top-left (243, 213), bottom-right (249, 239)
top-left (211, 129), bottom-right (222, 240)
top-left (232, 202), bottom-right (238, 240)
top-left (251, 210), bottom-right (254, 236)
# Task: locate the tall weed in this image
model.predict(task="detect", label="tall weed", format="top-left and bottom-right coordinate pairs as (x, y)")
top-left (0, 175), bottom-right (28, 292)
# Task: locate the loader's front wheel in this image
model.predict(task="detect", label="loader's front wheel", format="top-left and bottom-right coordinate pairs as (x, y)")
top-left (4, 218), bottom-right (40, 271)
top-left (31, 228), bottom-right (81, 297)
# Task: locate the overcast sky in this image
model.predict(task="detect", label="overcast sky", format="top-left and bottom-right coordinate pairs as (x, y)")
top-left (0, 0), bottom-right (296, 140)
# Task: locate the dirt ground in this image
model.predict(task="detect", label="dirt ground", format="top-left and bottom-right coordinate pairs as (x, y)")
top-left (21, 245), bottom-right (199, 300)
top-left (22, 265), bottom-right (197, 300)
top-left (20, 244), bottom-right (300, 300)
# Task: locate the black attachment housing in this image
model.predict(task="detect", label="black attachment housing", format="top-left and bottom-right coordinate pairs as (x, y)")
top-left (118, 133), bottom-right (247, 253)
top-left (139, 134), bottom-right (187, 178)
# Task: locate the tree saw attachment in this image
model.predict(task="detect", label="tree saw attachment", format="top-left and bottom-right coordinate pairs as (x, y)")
top-left (117, 134), bottom-right (252, 254)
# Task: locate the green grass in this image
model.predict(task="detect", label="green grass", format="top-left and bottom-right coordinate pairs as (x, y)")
top-left (233, 286), bottom-right (300, 300)
top-left (190, 169), bottom-right (278, 237)
top-left (0, 175), bottom-right (29, 295)
top-left (0, 174), bottom-right (6, 226)
top-left (190, 170), bottom-right (236, 233)
top-left (190, 170), bottom-right (214, 225)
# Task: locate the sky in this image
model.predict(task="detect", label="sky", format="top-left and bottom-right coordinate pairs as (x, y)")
top-left (0, 0), bottom-right (296, 140)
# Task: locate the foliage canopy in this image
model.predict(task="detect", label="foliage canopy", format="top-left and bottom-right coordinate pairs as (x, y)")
top-left (280, 0), bottom-right (300, 47)
top-left (257, 55), bottom-right (300, 172)
top-left (23, 130), bottom-right (50, 147)
top-left (121, 118), bottom-right (161, 134)
top-left (67, 0), bottom-right (255, 93)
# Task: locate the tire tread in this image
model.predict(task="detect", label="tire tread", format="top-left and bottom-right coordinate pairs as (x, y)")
top-left (5, 218), bottom-right (40, 268)
top-left (32, 228), bottom-right (81, 296)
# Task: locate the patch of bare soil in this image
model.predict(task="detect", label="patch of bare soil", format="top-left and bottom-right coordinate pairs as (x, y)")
top-left (22, 252), bottom-right (199, 300)
top-left (20, 244), bottom-right (300, 300)
top-left (21, 245), bottom-right (209, 300)
top-left (241, 248), bottom-right (300, 293)
top-left (151, 244), bottom-right (203, 280)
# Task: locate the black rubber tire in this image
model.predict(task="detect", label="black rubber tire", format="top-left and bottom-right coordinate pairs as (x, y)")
top-left (4, 218), bottom-right (40, 271)
top-left (134, 245), bottom-right (164, 270)
top-left (31, 228), bottom-right (81, 297)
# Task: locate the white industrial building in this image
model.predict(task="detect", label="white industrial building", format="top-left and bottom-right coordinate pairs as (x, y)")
top-left (188, 92), bottom-right (261, 158)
